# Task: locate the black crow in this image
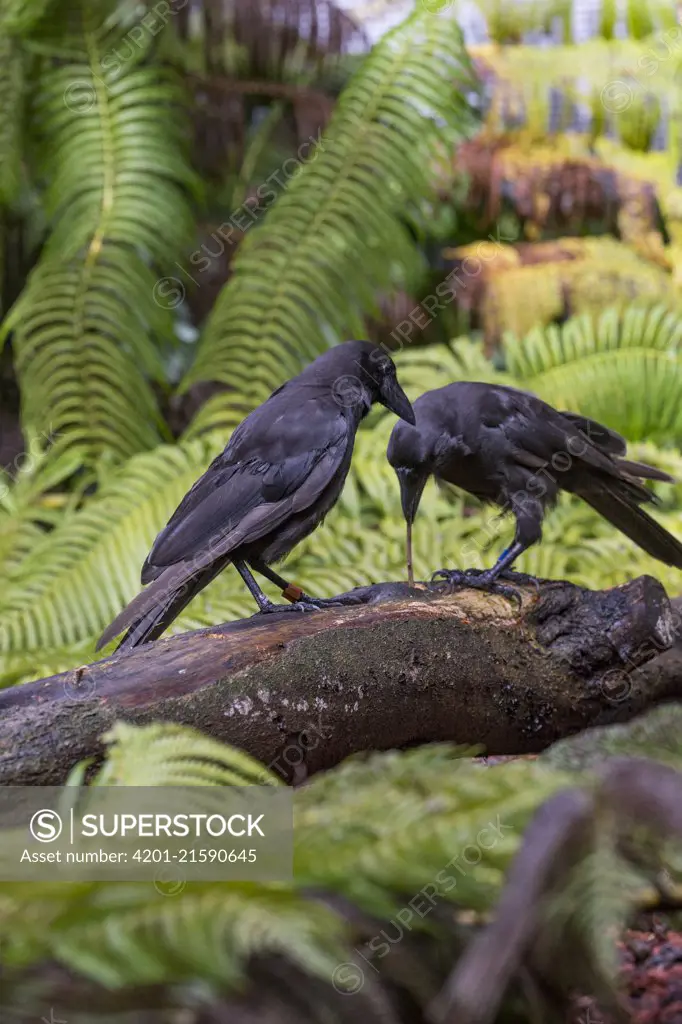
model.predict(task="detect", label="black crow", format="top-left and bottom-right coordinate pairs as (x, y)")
top-left (387, 381), bottom-right (682, 592)
top-left (98, 340), bottom-right (414, 651)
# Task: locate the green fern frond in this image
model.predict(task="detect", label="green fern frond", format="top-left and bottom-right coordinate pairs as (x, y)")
top-left (0, 880), bottom-right (346, 990)
top-left (0, 733), bottom-right (571, 993)
top-left (0, 433), bottom-right (81, 576)
top-left (2, 721), bottom-right (680, 1001)
top-left (547, 840), bottom-right (638, 991)
top-left (545, 703), bottom-right (682, 772)
top-left (30, 22), bottom-right (195, 263)
top-left (504, 303), bottom-right (682, 442)
top-left (0, 0), bottom-right (53, 35)
top-left (7, 255), bottom-right (172, 461)
top-left (93, 721), bottom-right (281, 788)
top-left (0, 434), bottom-right (223, 666)
top-left (0, 33), bottom-right (23, 209)
top-left (182, 6), bottom-right (479, 434)
top-left (394, 337), bottom-right (515, 395)
top-left (1, 0), bottom-right (198, 464)
top-left (295, 747), bottom-right (570, 916)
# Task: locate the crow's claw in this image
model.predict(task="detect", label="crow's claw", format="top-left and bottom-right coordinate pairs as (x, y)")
top-left (298, 593), bottom-right (367, 609)
top-left (258, 599), bottom-right (320, 615)
top-left (497, 569), bottom-right (542, 595)
top-left (292, 598), bottom-right (324, 612)
top-left (259, 594), bottom-right (355, 615)
top-left (428, 568), bottom-right (523, 609)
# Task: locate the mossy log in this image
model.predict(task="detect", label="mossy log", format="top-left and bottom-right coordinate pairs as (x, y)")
top-left (0, 575), bottom-right (678, 786)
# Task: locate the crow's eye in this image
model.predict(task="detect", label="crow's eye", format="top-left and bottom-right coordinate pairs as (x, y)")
top-left (371, 353), bottom-right (392, 375)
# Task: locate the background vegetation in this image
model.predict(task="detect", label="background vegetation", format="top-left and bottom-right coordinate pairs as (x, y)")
top-left (2, 0), bottom-right (682, 1020)
top-left (4, 0), bottom-right (682, 687)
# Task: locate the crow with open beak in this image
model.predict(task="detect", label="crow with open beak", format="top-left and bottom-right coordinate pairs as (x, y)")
top-left (98, 340), bottom-right (415, 651)
top-left (387, 381), bottom-right (682, 593)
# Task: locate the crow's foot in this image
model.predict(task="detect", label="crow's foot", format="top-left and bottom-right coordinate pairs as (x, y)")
top-left (495, 569), bottom-right (542, 594)
top-left (302, 593), bottom-right (367, 608)
top-left (292, 593), bottom-right (370, 611)
top-left (282, 586), bottom-right (367, 610)
top-left (429, 568), bottom-right (523, 608)
top-left (257, 599), bottom-right (321, 614)
top-left (258, 592), bottom-right (363, 615)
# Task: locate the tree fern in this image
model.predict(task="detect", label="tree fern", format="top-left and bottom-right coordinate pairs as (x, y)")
top-left (182, 4), bottom-right (479, 435)
top-left (1, 0), bottom-right (198, 465)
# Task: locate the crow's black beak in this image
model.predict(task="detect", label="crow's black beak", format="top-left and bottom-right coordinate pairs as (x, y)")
top-left (395, 467), bottom-right (428, 587)
top-left (381, 378), bottom-right (416, 425)
top-left (396, 467), bottom-right (428, 525)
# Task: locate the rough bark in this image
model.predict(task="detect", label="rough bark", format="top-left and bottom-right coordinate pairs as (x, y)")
top-left (0, 575), bottom-right (677, 786)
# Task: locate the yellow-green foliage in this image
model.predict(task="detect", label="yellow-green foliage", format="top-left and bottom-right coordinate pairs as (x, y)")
top-left (448, 237), bottom-right (677, 344)
top-left (474, 35), bottom-right (681, 141)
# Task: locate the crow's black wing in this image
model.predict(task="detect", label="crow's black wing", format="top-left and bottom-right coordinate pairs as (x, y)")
top-left (142, 387), bottom-right (346, 580)
top-left (488, 388), bottom-right (620, 476)
top-left (98, 392), bottom-right (349, 650)
top-left (556, 412), bottom-right (626, 456)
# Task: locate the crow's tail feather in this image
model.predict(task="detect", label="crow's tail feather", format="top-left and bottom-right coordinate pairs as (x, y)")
top-left (559, 412), bottom-right (626, 455)
top-left (615, 458), bottom-right (674, 483)
top-left (98, 556), bottom-right (232, 653)
top-left (578, 479), bottom-right (682, 569)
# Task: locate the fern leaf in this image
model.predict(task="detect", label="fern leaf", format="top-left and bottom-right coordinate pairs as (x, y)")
top-left (545, 702), bottom-right (682, 773)
top-left (0, 435), bottom-right (224, 663)
top-left (0, 33), bottom-right (23, 209)
top-left (2, 0), bottom-right (198, 464)
top-left (94, 722), bottom-right (281, 788)
top-left (0, 724), bottom-right (678, 1004)
top-left (504, 303), bottom-right (682, 442)
top-left (0, 880), bottom-right (346, 989)
top-left (0, 0), bottom-right (53, 35)
top-left (7, 255), bottom-right (172, 461)
top-left (0, 433), bottom-right (81, 576)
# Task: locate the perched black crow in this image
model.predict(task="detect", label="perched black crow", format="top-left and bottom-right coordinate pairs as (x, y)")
top-left (98, 340), bottom-right (414, 651)
top-left (387, 381), bottom-right (682, 591)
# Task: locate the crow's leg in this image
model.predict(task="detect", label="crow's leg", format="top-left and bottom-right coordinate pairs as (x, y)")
top-left (431, 501), bottom-right (543, 605)
top-left (248, 558), bottom-right (365, 609)
top-left (235, 560), bottom-right (280, 612)
top-left (248, 560), bottom-right (304, 600)
top-left (479, 539), bottom-right (527, 580)
top-left (236, 560), bottom-right (325, 614)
